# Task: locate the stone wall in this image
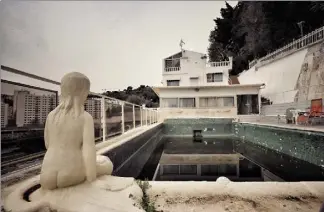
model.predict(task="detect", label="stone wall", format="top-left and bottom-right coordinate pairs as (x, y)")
top-left (233, 122), bottom-right (324, 166)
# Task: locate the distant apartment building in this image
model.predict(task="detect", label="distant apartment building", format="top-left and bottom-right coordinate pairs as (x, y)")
top-left (15, 90), bottom-right (57, 127)
top-left (1, 101), bottom-right (9, 128)
top-left (84, 98), bottom-right (101, 120)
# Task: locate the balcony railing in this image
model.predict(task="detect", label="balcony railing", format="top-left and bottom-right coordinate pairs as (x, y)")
top-left (1, 65), bottom-right (160, 144)
top-left (249, 25), bottom-right (324, 69)
top-left (207, 61), bottom-right (231, 68)
top-left (164, 67), bottom-right (181, 72)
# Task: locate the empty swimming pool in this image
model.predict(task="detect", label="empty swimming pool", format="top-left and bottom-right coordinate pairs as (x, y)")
top-left (136, 118), bottom-right (324, 182)
top-left (138, 136), bottom-right (324, 182)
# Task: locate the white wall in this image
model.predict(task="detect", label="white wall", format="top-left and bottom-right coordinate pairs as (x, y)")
top-left (239, 48), bottom-right (308, 104)
top-left (159, 86), bottom-right (260, 99)
top-left (261, 101), bottom-right (311, 115)
top-left (157, 86), bottom-right (261, 120)
top-left (162, 50), bottom-right (231, 87)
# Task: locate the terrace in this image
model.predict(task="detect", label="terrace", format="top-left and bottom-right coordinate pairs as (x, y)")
top-left (1, 66), bottom-right (324, 212)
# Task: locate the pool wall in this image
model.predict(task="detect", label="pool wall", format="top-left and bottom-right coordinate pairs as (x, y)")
top-left (163, 118), bottom-right (324, 167)
top-left (233, 122), bottom-right (324, 166)
top-left (102, 124), bottom-right (164, 177)
top-left (163, 118), bottom-right (233, 137)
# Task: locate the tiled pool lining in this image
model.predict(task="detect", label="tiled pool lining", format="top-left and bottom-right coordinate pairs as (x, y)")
top-left (96, 118), bottom-right (323, 179)
top-left (100, 123), bottom-right (164, 177)
top-left (163, 118), bottom-right (324, 167)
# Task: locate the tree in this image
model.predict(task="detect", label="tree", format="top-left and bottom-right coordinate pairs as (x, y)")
top-left (126, 95), bottom-right (143, 105)
top-left (208, 2), bottom-right (324, 75)
top-left (102, 85), bottom-right (159, 108)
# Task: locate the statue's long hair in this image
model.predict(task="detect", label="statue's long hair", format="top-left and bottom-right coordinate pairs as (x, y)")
top-left (52, 72), bottom-right (90, 124)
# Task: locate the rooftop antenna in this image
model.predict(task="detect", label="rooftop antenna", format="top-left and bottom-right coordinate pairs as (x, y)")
top-left (179, 39), bottom-right (185, 51)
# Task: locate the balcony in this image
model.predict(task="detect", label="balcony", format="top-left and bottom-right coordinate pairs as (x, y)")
top-left (206, 61), bottom-right (231, 68)
top-left (164, 67), bottom-right (181, 72)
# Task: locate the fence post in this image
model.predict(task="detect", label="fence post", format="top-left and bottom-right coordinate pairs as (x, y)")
top-left (153, 110), bottom-right (155, 123)
top-left (145, 109), bottom-right (148, 125)
top-left (140, 107), bottom-right (143, 126)
top-left (121, 102), bottom-right (125, 134)
top-left (133, 104), bottom-right (135, 129)
top-left (149, 109), bottom-right (152, 125)
top-left (101, 97), bottom-right (106, 142)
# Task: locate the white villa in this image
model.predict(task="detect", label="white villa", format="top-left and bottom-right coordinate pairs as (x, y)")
top-left (153, 49), bottom-right (265, 120)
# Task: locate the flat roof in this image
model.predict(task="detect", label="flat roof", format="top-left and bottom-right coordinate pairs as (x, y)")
top-left (153, 83), bottom-right (265, 96)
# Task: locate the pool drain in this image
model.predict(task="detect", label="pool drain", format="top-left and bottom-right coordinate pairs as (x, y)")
top-left (193, 130), bottom-right (203, 142)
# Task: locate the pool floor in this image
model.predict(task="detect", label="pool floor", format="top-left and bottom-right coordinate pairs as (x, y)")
top-left (137, 136), bottom-right (324, 182)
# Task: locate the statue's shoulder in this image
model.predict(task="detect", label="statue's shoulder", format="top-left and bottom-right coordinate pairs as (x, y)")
top-left (83, 111), bottom-right (94, 121)
top-left (46, 109), bottom-right (56, 120)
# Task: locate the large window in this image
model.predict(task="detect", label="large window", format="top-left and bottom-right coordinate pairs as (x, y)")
top-left (199, 97), bottom-right (217, 107)
top-left (179, 98), bottom-right (195, 108)
top-left (167, 80), bottom-right (180, 86)
top-left (206, 73), bottom-right (223, 82)
top-left (161, 98), bottom-right (178, 108)
top-left (219, 97), bottom-right (235, 107)
top-left (199, 97), bottom-right (234, 108)
top-left (237, 95), bottom-right (259, 115)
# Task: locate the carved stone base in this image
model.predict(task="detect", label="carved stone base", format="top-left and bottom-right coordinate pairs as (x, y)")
top-left (4, 175), bottom-right (144, 212)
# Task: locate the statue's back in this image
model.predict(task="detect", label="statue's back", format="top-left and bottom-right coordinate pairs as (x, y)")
top-left (40, 109), bottom-right (88, 189)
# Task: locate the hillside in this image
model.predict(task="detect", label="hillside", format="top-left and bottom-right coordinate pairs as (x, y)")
top-left (208, 1), bottom-right (324, 75)
top-left (102, 85), bottom-right (159, 108)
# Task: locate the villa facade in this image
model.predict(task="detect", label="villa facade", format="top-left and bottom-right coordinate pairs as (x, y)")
top-left (153, 49), bottom-right (264, 121)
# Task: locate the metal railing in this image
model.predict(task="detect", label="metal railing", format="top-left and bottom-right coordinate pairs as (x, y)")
top-left (164, 67), bottom-right (181, 72)
top-left (248, 59), bottom-right (258, 69)
top-left (1, 65), bottom-right (160, 143)
top-left (207, 61), bottom-right (231, 68)
top-left (249, 25), bottom-right (324, 69)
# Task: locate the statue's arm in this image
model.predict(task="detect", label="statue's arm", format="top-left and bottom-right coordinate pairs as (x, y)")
top-left (82, 114), bottom-right (97, 182)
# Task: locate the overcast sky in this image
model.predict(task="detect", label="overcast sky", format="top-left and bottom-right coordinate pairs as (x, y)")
top-left (0, 1), bottom-right (237, 93)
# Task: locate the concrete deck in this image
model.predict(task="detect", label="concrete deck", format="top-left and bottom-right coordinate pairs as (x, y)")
top-left (148, 178), bottom-right (324, 212)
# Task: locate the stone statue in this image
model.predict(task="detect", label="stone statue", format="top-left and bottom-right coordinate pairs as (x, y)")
top-left (4, 72), bottom-right (143, 212)
top-left (40, 72), bottom-right (113, 190)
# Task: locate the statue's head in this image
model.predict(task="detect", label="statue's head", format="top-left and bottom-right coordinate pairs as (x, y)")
top-left (60, 72), bottom-right (90, 104)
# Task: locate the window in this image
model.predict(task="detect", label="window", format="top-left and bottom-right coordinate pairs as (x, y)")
top-left (190, 77), bottom-right (199, 85)
top-left (206, 73), bottom-right (223, 82)
top-left (163, 165), bottom-right (179, 175)
top-left (161, 98), bottom-right (178, 108)
top-left (199, 97), bottom-right (234, 108)
top-left (199, 97), bottom-right (217, 107)
top-left (167, 80), bottom-right (180, 86)
top-left (179, 98), bottom-right (195, 108)
top-left (218, 97), bottom-right (235, 107)
top-left (180, 165), bottom-right (197, 175)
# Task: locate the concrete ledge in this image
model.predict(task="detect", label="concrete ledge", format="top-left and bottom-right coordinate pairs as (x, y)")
top-left (96, 123), bottom-right (162, 154)
top-left (148, 178), bottom-right (324, 212)
top-left (2, 124), bottom-right (162, 190)
top-left (238, 121), bottom-right (324, 133)
top-left (97, 123), bottom-right (164, 177)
